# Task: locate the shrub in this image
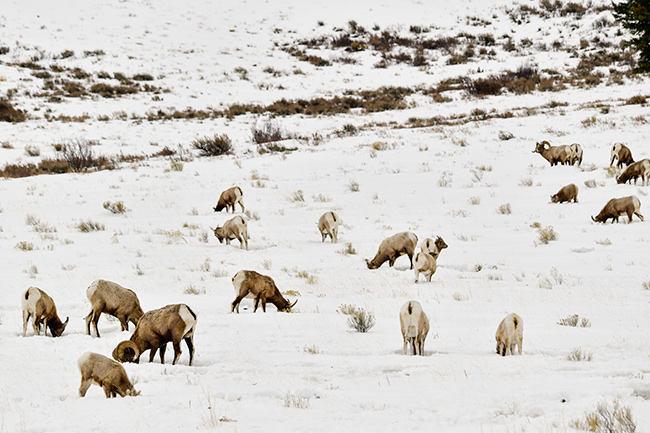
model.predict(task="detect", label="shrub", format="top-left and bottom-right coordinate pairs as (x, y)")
top-left (497, 203), bottom-right (511, 214)
top-left (291, 190), bottom-right (305, 202)
top-left (170, 160), bottom-right (184, 171)
top-left (303, 344), bottom-right (321, 354)
top-left (60, 138), bottom-right (110, 172)
top-left (192, 134), bottom-right (232, 156)
top-left (103, 201), bottom-right (127, 214)
top-left (77, 220), bottom-right (105, 232)
top-left (566, 348), bottom-right (593, 362)
top-left (251, 120), bottom-right (287, 144)
top-left (348, 180), bottom-right (360, 192)
top-left (283, 392), bottom-right (310, 409)
top-left (346, 308), bottom-right (375, 332)
top-left (15, 241), bottom-right (34, 251)
top-left (538, 226), bottom-right (558, 244)
top-left (337, 243), bottom-right (357, 255)
top-left (572, 400), bottom-right (636, 433)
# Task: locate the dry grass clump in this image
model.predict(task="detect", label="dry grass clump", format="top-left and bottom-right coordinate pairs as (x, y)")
top-left (337, 243), bottom-right (357, 255)
top-left (497, 203), bottom-right (512, 214)
top-left (192, 134), bottom-right (232, 156)
top-left (557, 314), bottom-right (591, 327)
top-left (537, 226), bottom-right (558, 244)
top-left (77, 220), bottom-right (105, 232)
top-left (103, 201), bottom-right (127, 214)
top-left (571, 400), bottom-right (636, 433)
top-left (338, 304), bottom-right (375, 332)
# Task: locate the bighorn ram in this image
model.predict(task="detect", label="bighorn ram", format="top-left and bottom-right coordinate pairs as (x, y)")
top-left (366, 231), bottom-right (418, 270)
top-left (495, 313), bottom-right (523, 356)
top-left (113, 304), bottom-right (197, 366)
top-left (413, 237), bottom-right (448, 283)
top-left (591, 195), bottom-right (644, 224)
top-left (212, 215), bottom-right (249, 250)
top-left (550, 183), bottom-right (578, 203)
top-left (231, 270), bottom-right (297, 313)
top-left (532, 141), bottom-right (571, 166)
top-left (318, 211), bottom-right (339, 243)
top-left (569, 143), bottom-right (583, 166)
top-left (78, 352), bottom-right (140, 398)
top-left (85, 279), bottom-right (145, 338)
top-left (22, 287), bottom-right (69, 337)
top-left (213, 186), bottom-right (245, 213)
top-left (610, 142), bottom-right (634, 168)
top-left (399, 300), bottom-right (429, 356)
top-left (616, 159), bottom-right (650, 186)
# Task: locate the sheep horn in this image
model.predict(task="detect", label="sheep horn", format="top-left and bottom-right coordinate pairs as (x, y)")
top-left (112, 340), bottom-right (140, 363)
top-left (591, 215), bottom-right (597, 222)
top-left (288, 299), bottom-right (298, 310)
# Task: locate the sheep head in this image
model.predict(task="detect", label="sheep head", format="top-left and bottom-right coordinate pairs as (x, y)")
top-left (112, 340), bottom-right (141, 364)
top-left (50, 317), bottom-right (69, 337)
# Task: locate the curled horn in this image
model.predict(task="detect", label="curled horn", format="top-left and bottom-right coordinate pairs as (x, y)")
top-left (288, 299), bottom-right (298, 310)
top-left (113, 340), bottom-right (140, 363)
top-left (591, 215), bottom-right (597, 222)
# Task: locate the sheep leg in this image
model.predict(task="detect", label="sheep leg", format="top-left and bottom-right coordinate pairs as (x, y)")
top-left (261, 296), bottom-right (267, 313)
top-left (43, 319), bottom-right (48, 337)
top-left (414, 269), bottom-right (419, 283)
top-left (332, 227), bottom-right (338, 243)
top-left (85, 311), bottom-right (93, 335)
top-left (79, 379), bottom-right (92, 397)
top-left (238, 200), bottom-right (245, 213)
top-left (231, 295), bottom-right (245, 313)
top-left (103, 386), bottom-right (113, 399)
top-left (253, 295), bottom-right (261, 312)
top-left (172, 341), bottom-right (182, 365)
top-left (635, 211), bottom-right (644, 222)
top-left (403, 337), bottom-right (408, 355)
top-left (22, 311), bottom-right (30, 337)
top-left (321, 232), bottom-right (327, 242)
top-left (159, 344), bottom-right (167, 364)
top-left (185, 336), bottom-right (195, 366)
top-left (418, 339), bottom-right (425, 356)
top-left (118, 315), bottom-right (128, 332)
top-left (408, 253), bottom-right (414, 269)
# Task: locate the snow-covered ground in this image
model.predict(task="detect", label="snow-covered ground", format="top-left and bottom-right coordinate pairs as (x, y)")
top-left (1, 0), bottom-right (650, 432)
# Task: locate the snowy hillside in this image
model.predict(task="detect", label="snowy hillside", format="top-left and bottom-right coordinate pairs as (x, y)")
top-left (1, 0), bottom-right (649, 432)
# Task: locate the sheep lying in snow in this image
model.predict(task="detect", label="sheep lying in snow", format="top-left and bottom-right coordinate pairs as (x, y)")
top-left (22, 287), bottom-right (69, 337)
top-left (610, 142), bottom-right (634, 168)
top-left (495, 313), bottom-right (523, 356)
top-left (78, 352), bottom-right (140, 398)
top-left (591, 195), bottom-right (643, 224)
top-left (399, 300), bottom-right (429, 356)
top-left (213, 186), bottom-right (245, 213)
top-left (231, 270), bottom-right (297, 313)
top-left (366, 231), bottom-right (418, 270)
top-left (616, 158), bottom-right (650, 186)
top-left (212, 215), bottom-right (249, 250)
top-left (318, 211), bottom-right (339, 243)
top-left (85, 279), bottom-right (144, 338)
top-left (532, 141), bottom-right (571, 166)
top-left (550, 183), bottom-right (578, 203)
top-left (413, 236), bottom-right (447, 283)
top-left (113, 304), bottom-right (197, 366)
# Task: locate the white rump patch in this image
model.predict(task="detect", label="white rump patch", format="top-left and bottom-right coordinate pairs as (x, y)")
top-left (178, 305), bottom-right (196, 337)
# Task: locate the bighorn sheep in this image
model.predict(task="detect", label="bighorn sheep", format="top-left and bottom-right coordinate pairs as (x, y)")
top-left (420, 236), bottom-right (448, 258)
top-left (231, 270), bottom-right (298, 313)
top-left (78, 352), bottom-right (140, 398)
top-left (616, 159), bottom-right (650, 186)
top-left (495, 313), bottom-right (523, 356)
top-left (113, 304), bottom-right (197, 366)
top-left (413, 237), bottom-right (448, 283)
top-left (591, 195), bottom-right (644, 224)
top-left (213, 186), bottom-right (245, 213)
top-left (399, 300), bottom-right (429, 356)
top-left (569, 143), bottom-right (583, 166)
top-left (366, 231), bottom-right (418, 270)
top-left (318, 211), bottom-right (339, 243)
top-left (550, 183), bottom-right (578, 203)
top-left (212, 215), bottom-right (249, 250)
top-left (85, 279), bottom-right (145, 338)
top-left (22, 287), bottom-right (69, 337)
top-left (532, 141), bottom-right (571, 166)
top-left (610, 142), bottom-right (634, 168)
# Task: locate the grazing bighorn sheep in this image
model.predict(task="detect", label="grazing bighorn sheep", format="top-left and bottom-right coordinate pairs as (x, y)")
top-left (78, 352), bottom-right (140, 398)
top-left (22, 287), bottom-right (69, 337)
top-left (231, 270), bottom-right (297, 313)
top-left (318, 211), bottom-right (339, 243)
top-left (413, 237), bottom-right (448, 283)
top-left (213, 186), bottom-right (245, 213)
top-left (568, 143), bottom-right (583, 166)
top-left (399, 300), bottom-right (429, 356)
top-left (532, 141), bottom-right (571, 166)
top-left (212, 215), bottom-right (249, 250)
top-left (85, 279), bottom-right (145, 338)
top-left (495, 313), bottom-right (523, 356)
top-left (366, 231), bottom-right (418, 270)
top-left (616, 159), bottom-right (650, 186)
top-left (550, 183), bottom-right (578, 203)
top-left (591, 195), bottom-right (644, 224)
top-left (113, 304), bottom-right (197, 366)
top-left (610, 142), bottom-right (634, 168)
